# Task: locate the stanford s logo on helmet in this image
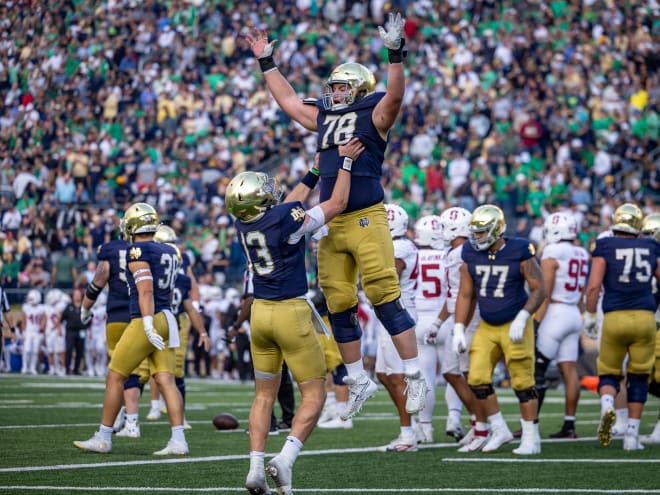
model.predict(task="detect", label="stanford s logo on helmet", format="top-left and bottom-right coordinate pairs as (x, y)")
top-left (384, 203), bottom-right (408, 238)
top-left (543, 212), bottom-right (577, 244)
top-left (439, 207), bottom-right (471, 244)
top-left (322, 63), bottom-right (376, 111)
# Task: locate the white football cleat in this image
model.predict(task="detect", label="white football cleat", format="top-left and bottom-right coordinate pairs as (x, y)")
top-left (115, 422), bottom-right (141, 438)
top-left (73, 432), bottom-right (112, 453)
top-left (153, 438), bottom-right (189, 455)
top-left (245, 471), bottom-right (272, 495)
top-left (317, 416), bottom-right (353, 429)
top-left (317, 403), bottom-right (337, 424)
top-left (598, 408), bottom-right (616, 446)
top-left (183, 418), bottom-right (192, 430)
top-left (481, 424), bottom-right (513, 452)
top-left (458, 432), bottom-right (489, 452)
top-left (458, 426), bottom-right (476, 447)
top-left (611, 421), bottom-right (627, 439)
top-left (512, 422), bottom-right (541, 455)
top-left (146, 407), bottom-right (161, 421)
top-left (112, 406), bottom-right (126, 433)
top-left (623, 433), bottom-right (645, 451)
top-left (159, 397), bottom-right (168, 415)
top-left (380, 432), bottom-right (418, 452)
top-left (445, 418), bottom-right (465, 442)
top-left (340, 374), bottom-right (378, 420)
top-left (266, 455), bottom-right (293, 495)
top-left (404, 371), bottom-right (429, 414)
top-left (415, 423), bottom-right (434, 444)
top-left (641, 421), bottom-right (660, 445)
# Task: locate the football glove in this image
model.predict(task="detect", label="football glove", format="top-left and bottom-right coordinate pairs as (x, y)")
top-left (509, 309), bottom-right (530, 344)
top-left (143, 316), bottom-right (165, 350)
top-left (423, 317), bottom-right (445, 345)
top-left (583, 312), bottom-right (598, 340)
top-left (452, 323), bottom-right (467, 354)
top-left (378, 12), bottom-right (405, 50)
top-left (80, 307), bottom-right (91, 326)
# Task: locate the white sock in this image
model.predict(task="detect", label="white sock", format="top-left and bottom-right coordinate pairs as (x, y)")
top-left (126, 413), bottom-right (138, 424)
top-left (151, 400), bottom-right (160, 410)
top-left (600, 394), bottom-right (615, 415)
top-left (171, 425), bottom-right (185, 443)
top-left (345, 360), bottom-right (365, 379)
top-left (615, 407), bottom-right (629, 424)
top-left (488, 411), bottom-right (507, 429)
top-left (325, 391), bottom-right (336, 406)
top-left (627, 418), bottom-right (640, 436)
top-left (445, 383), bottom-right (463, 423)
top-left (402, 357), bottom-right (420, 377)
top-left (401, 425), bottom-right (414, 437)
top-left (279, 435), bottom-right (303, 465)
top-left (249, 451), bottom-right (265, 474)
top-left (521, 419), bottom-right (535, 437)
top-left (99, 424), bottom-right (113, 442)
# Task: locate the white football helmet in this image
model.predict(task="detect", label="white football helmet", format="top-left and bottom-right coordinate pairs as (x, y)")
top-left (45, 289), bottom-right (63, 307)
top-left (26, 289), bottom-right (41, 305)
top-left (439, 207), bottom-right (472, 243)
top-left (543, 212), bottom-right (577, 244)
top-left (385, 203), bottom-right (409, 238)
top-left (225, 287), bottom-right (241, 307)
top-left (414, 215), bottom-right (443, 248)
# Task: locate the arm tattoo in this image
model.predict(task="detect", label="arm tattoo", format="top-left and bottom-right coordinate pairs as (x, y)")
top-left (522, 257), bottom-right (546, 314)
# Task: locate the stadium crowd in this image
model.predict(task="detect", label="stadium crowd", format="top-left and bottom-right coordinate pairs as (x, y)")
top-left (0, 0), bottom-right (659, 305)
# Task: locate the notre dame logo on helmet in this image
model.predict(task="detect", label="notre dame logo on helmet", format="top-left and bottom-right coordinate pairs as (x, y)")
top-left (129, 246), bottom-right (142, 260)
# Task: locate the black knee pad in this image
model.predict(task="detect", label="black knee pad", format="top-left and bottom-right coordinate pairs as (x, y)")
top-left (176, 376), bottom-right (186, 402)
top-left (515, 387), bottom-right (538, 403)
top-left (598, 374), bottom-right (622, 394)
top-left (649, 380), bottom-right (660, 399)
top-left (470, 384), bottom-right (494, 400)
top-left (124, 373), bottom-right (144, 392)
top-left (627, 373), bottom-right (649, 403)
top-left (534, 349), bottom-right (551, 388)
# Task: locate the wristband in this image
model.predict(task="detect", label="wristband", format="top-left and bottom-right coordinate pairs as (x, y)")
top-left (388, 38), bottom-right (407, 63)
top-left (434, 317), bottom-right (445, 328)
top-left (301, 170), bottom-right (320, 188)
top-left (258, 55), bottom-right (277, 73)
top-left (311, 167), bottom-right (320, 176)
top-left (142, 315), bottom-right (154, 331)
top-left (341, 157), bottom-right (353, 172)
top-left (85, 282), bottom-right (102, 301)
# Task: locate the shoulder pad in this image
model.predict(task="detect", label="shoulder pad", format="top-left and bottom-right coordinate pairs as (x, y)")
top-left (303, 98), bottom-right (318, 106)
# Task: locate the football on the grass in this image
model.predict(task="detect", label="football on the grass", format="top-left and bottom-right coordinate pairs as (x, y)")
top-left (212, 413), bottom-right (239, 430)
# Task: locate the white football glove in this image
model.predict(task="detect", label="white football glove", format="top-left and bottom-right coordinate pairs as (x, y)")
top-left (452, 323), bottom-right (467, 354)
top-left (583, 312), bottom-right (598, 340)
top-left (423, 318), bottom-right (445, 345)
top-left (509, 309), bottom-right (530, 344)
top-left (143, 316), bottom-right (165, 350)
top-left (378, 12), bottom-right (405, 50)
top-left (80, 307), bottom-right (91, 326)
top-left (312, 224), bottom-right (329, 241)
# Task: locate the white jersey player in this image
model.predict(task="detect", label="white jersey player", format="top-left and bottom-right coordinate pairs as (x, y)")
top-left (44, 289), bottom-right (66, 376)
top-left (375, 204), bottom-right (420, 452)
top-left (20, 290), bottom-right (46, 375)
top-left (534, 212), bottom-right (589, 438)
top-left (86, 293), bottom-right (108, 377)
top-left (201, 284), bottom-right (224, 378)
top-left (412, 215), bottom-right (448, 443)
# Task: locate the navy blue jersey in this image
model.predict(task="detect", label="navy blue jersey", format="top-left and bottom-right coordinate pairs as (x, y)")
top-left (97, 239), bottom-right (130, 324)
top-left (316, 93), bottom-right (386, 212)
top-left (462, 237), bottom-right (535, 325)
top-left (126, 241), bottom-right (180, 319)
top-left (592, 236), bottom-right (660, 313)
top-left (235, 202), bottom-right (308, 300)
top-left (171, 271), bottom-right (191, 317)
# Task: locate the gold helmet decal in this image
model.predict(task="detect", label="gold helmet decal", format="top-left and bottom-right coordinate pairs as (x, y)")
top-left (322, 62), bottom-right (376, 111)
top-left (611, 203), bottom-right (643, 235)
top-left (469, 204), bottom-right (506, 251)
top-left (641, 212), bottom-right (660, 242)
top-left (225, 171), bottom-right (282, 223)
top-left (123, 203), bottom-right (159, 240)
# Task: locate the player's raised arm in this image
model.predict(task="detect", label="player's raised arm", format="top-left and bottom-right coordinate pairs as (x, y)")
top-left (246, 28), bottom-right (318, 131)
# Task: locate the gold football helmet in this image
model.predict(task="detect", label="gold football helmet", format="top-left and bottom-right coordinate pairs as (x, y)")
top-left (123, 202), bottom-right (159, 239)
top-left (322, 62), bottom-right (376, 111)
top-left (154, 225), bottom-right (179, 244)
top-left (611, 203), bottom-right (643, 235)
top-left (641, 212), bottom-right (660, 241)
top-left (225, 171), bottom-right (282, 223)
top-left (469, 204), bottom-right (506, 251)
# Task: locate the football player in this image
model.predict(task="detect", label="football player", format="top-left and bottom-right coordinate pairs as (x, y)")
top-left (639, 212), bottom-right (660, 444)
top-left (374, 204), bottom-right (420, 452)
top-left (226, 139), bottom-right (361, 495)
top-left (412, 214), bottom-right (450, 443)
top-left (534, 212), bottom-right (589, 438)
top-left (246, 13), bottom-right (427, 421)
top-left (20, 289), bottom-right (46, 375)
top-left (43, 289), bottom-right (66, 376)
top-left (429, 207), bottom-right (482, 449)
top-left (74, 202), bottom-right (186, 455)
top-left (454, 204), bottom-right (546, 455)
top-left (585, 204), bottom-right (660, 450)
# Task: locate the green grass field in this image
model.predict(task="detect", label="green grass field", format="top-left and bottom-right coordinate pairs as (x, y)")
top-left (0, 374), bottom-right (658, 494)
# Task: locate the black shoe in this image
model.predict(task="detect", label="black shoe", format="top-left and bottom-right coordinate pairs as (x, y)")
top-left (277, 420), bottom-right (292, 432)
top-left (549, 428), bottom-right (577, 439)
top-left (512, 429), bottom-right (522, 439)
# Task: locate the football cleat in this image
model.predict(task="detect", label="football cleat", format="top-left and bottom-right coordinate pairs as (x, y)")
top-left (317, 416), bottom-right (353, 429)
top-left (404, 371), bottom-right (429, 414)
top-left (266, 455), bottom-right (293, 495)
top-left (153, 438), bottom-right (189, 456)
top-left (623, 433), bottom-right (645, 451)
top-left (146, 407), bottom-right (161, 421)
top-left (611, 420), bottom-right (627, 439)
top-left (481, 424), bottom-right (514, 452)
top-left (245, 471), bottom-right (272, 495)
top-left (598, 408), bottom-right (616, 446)
top-left (317, 403), bottom-right (337, 425)
top-left (641, 421), bottom-right (660, 445)
top-left (445, 419), bottom-right (465, 442)
top-left (159, 398), bottom-right (168, 415)
top-left (183, 418), bottom-right (192, 430)
top-left (415, 423), bottom-right (434, 444)
top-left (340, 374), bottom-right (378, 420)
top-left (115, 422), bottom-right (140, 438)
top-left (73, 433), bottom-right (112, 453)
top-left (549, 427), bottom-right (577, 439)
top-left (380, 432), bottom-right (418, 452)
top-left (458, 431), bottom-right (489, 452)
top-left (512, 422), bottom-right (541, 455)
top-left (112, 406), bottom-right (126, 433)
top-left (458, 426), bottom-right (476, 447)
